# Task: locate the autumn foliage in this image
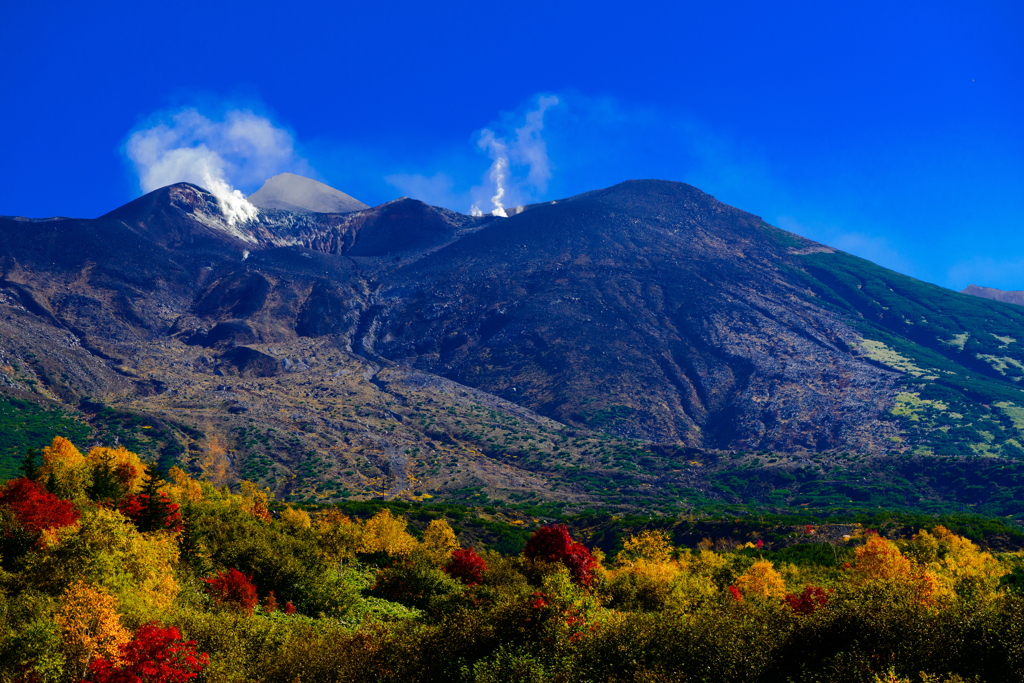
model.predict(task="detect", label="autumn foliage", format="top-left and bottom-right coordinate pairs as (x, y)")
top-left (87, 445), bottom-right (146, 500)
top-left (88, 623), bottom-right (209, 683)
top-left (785, 585), bottom-right (830, 615)
top-left (40, 436), bottom-right (90, 498)
top-left (8, 434), bottom-right (1024, 683)
top-left (0, 477), bottom-right (79, 534)
top-left (420, 518), bottom-right (460, 566)
top-left (735, 559), bottom-right (787, 599)
top-left (361, 508), bottom-right (418, 557)
top-left (54, 581), bottom-right (130, 679)
top-left (444, 547), bottom-right (488, 585)
top-left (524, 524), bottom-right (597, 587)
top-left (118, 492), bottom-right (183, 532)
top-left (855, 532), bottom-right (914, 581)
top-left (203, 568), bottom-right (258, 615)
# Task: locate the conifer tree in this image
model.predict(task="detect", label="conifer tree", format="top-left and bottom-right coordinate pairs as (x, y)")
top-left (177, 504), bottom-right (211, 574)
top-left (18, 447), bottom-right (39, 481)
top-left (137, 462), bottom-right (172, 533)
top-left (88, 450), bottom-right (122, 501)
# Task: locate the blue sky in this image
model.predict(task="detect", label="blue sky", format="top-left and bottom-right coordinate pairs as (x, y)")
top-left (1, 1), bottom-right (1021, 291)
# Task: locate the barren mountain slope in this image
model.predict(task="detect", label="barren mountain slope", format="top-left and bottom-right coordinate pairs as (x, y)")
top-left (368, 181), bottom-right (900, 450)
top-left (3, 179), bottom-right (1024, 512)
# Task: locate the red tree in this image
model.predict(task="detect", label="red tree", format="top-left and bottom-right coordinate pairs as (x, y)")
top-left (88, 623), bottom-right (209, 683)
top-left (444, 547), bottom-right (488, 585)
top-left (203, 568), bottom-right (258, 614)
top-left (524, 524), bottom-right (597, 587)
top-left (0, 478), bottom-right (79, 533)
top-left (785, 585), bottom-right (830, 615)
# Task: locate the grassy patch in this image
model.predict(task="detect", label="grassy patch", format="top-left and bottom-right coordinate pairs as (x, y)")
top-left (0, 395), bottom-right (91, 480)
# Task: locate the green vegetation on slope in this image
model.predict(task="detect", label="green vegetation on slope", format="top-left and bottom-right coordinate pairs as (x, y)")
top-left (0, 396), bottom-right (90, 480)
top-left (799, 250), bottom-right (1024, 457)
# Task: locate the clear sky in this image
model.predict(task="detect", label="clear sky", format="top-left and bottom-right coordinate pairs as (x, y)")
top-left (1, 1), bottom-right (1021, 291)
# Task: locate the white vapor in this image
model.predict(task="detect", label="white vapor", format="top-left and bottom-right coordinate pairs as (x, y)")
top-left (474, 130), bottom-right (510, 216)
top-left (470, 95), bottom-right (559, 217)
top-left (125, 108), bottom-right (309, 225)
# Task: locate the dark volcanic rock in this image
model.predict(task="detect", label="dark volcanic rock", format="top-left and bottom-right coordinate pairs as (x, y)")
top-left (219, 347), bottom-right (281, 378)
top-left (369, 180), bottom-right (902, 451)
top-left (2, 179), bottom-right (1024, 461)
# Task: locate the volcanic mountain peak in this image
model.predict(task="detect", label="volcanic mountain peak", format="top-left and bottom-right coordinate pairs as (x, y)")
top-left (3, 177), bottom-right (1024, 509)
top-left (962, 284), bottom-right (1024, 307)
top-left (248, 173), bottom-right (368, 214)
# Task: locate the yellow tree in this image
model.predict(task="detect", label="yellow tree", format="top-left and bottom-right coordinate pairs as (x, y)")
top-left (903, 528), bottom-right (942, 566)
top-left (617, 530), bottom-right (674, 566)
top-left (612, 530), bottom-right (680, 594)
top-left (856, 532), bottom-right (939, 606)
top-left (85, 446), bottom-right (146, 496)
top-left (362, 509), bottom-right (418, 557)
top-left (604, 530), bottom-right (682, 612)
top-left (735, 559), bottom-right (787, 599)
top-left (927, 526), bottom-right (1004, 602)
top-left (199, 434), bottom-right (232, 486)
top-left (856, 534), bottom-right (913, 581)
top-left (27, 506), bottom-right (180, 620)
top-left (281, 505), bottom-right (312, 531)
top-left (419, 518), bottom-right (459, 566)
top-left (316, 510), bottom-right (364, 569)
top-left (165, 465), bottom-right (204, 504)
top-left (54, 581), bottom-right (130, 680)
top-left (40, 436), bottom-right (90, 499)
top-left (239, 480), bottom-right (272, 523)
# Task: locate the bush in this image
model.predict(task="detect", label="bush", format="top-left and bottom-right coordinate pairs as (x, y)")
top-left (604, 569), bottom-right (673, 612)
top-left (784, 585), bottom-right (829, 615)
top-left (523, 525), bottom-right (597, 587)
top-left (371, 559), bottom-right (464, 612)
top-left (444, 547), bottom-right (488, 585)
top-left (203, 569), bottom-right (258, 615)
top-left (88, 623), bottom-right (209, 683)
top-left (0, 478), bottom-right (79, 534)
top-left (466, 646), bottom-right (551, 683)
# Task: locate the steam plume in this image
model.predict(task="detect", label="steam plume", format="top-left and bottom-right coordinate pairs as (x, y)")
top-left (125, 108), bottom-right (308, 225)
top-left (471, 96), bottom-right (559, 217)
top-left (474, 130), bottom-right (509, 216)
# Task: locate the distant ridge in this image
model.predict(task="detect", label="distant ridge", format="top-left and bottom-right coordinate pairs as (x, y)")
top-left (248, 173), bottom-right (368, 214)
top-left (961, 284), bottom-right (1024, 307)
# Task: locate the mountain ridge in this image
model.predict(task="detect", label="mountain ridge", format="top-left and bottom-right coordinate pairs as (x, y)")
top-left (2, 178), bottom-right (1024, 513)
top-left (962, 284), bottom-right (1024, 307)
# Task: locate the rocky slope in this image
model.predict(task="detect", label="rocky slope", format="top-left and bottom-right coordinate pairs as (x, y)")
top-left (2, 179), bottom-right (1024, 511)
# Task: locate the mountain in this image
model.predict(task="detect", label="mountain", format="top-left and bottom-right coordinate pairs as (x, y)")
top-left (248, 173), bottom-right (369, 213)
top-left (365, 181), bottom-right (1024, 457)
top-left (962, 284), bottom-right (1024, 307)
top-left (2, 179), bottom-right (1024, 514)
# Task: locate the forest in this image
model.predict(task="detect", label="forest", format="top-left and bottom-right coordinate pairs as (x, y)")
top-left (3, 436), bottom-right (1024, 682)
